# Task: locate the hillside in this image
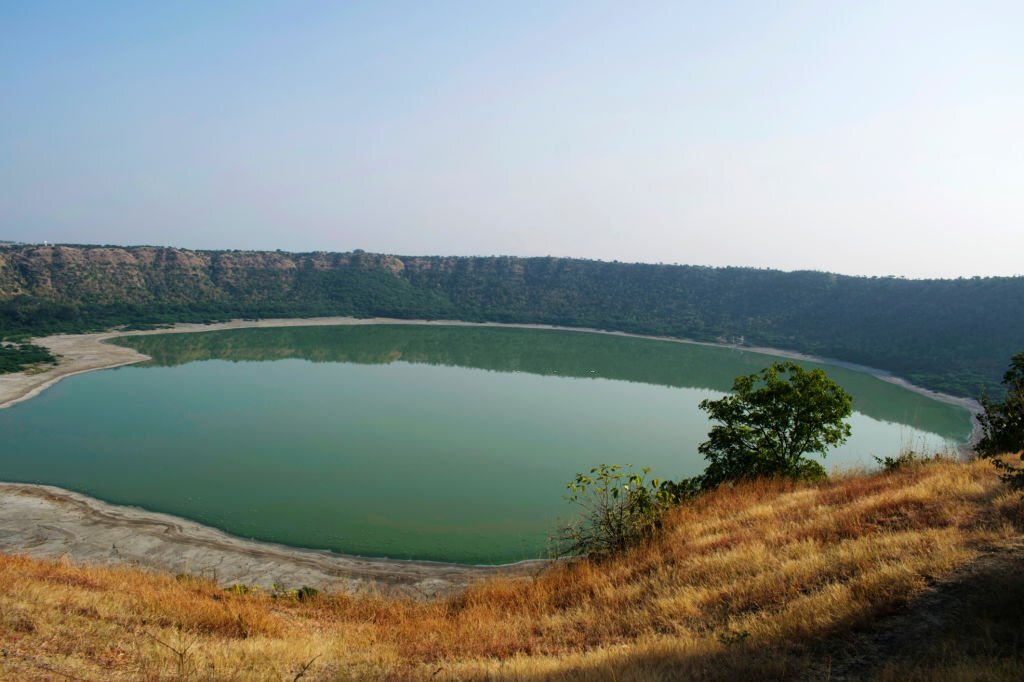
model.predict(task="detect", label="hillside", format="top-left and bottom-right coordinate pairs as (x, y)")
top-left (1, 458), bottom-right (1021, 680)
top-left (2, 244), bottom-right (1023, 396)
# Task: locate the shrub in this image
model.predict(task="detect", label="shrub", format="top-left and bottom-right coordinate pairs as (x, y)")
top-left (296, 586), bottom-right (320, 602)
top-left (977, 352), bottom-right (1024, 491)
top-left (873, 449), bottom-right (947, 472)
top-left (558, 464), bottom-right (675, 557)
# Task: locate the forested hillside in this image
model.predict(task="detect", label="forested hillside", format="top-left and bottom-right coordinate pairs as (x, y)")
top-left (1, 244), bottom-right (1021, 397)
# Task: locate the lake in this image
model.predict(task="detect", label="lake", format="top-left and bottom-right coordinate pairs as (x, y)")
top-left (0, 324), bottom-right (973, 563)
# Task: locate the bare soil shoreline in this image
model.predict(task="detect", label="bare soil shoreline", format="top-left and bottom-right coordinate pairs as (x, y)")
top-left (0, 316), bottom-right (981, 592)
top-left (0, 482), bottom-right (543, 597)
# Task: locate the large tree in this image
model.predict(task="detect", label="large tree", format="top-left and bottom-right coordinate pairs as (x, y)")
top-left (976, 353), bottom-right (1024, 489)
top-left (697, 361), bottom-right (853, 486)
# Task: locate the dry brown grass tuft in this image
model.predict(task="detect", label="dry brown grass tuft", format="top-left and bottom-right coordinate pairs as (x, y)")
top-left (1, 458), bottom-right (1021, 680)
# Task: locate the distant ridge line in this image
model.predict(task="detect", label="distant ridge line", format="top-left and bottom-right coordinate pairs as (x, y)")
top-left (1, 243), bottom-right (1021, 397)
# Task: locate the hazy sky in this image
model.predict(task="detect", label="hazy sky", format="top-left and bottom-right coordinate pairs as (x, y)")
top-left (2, 1), bottom-right (1021, 278)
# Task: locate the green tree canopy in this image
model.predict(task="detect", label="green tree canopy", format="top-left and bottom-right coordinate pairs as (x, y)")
top-left (697, 361), bottom-right (853, 485)
top-left (976, 353), bottom-right (1024, 490)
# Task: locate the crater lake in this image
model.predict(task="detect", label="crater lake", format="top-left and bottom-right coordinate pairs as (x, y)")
top-left (0, 325), bottom-right (973, 563)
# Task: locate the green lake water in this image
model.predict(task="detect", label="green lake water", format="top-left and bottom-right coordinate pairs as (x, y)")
top-left (0, 325), bottom-right (973, 563)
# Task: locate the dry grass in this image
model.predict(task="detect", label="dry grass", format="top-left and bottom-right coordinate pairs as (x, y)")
top-left (1, 458), bottom-right (1021, 680)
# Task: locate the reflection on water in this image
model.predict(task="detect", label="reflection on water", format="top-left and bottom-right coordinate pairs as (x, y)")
top-left (120, 325), bottom-right (972, 441)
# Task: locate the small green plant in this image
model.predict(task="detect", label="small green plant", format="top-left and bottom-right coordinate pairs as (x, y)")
top-left (873, 449), bottom-right (950, 472)
top-left (266, 583), bottom-right (322, 602)
top-left (296, 586), bottom-right (320, 602)
top-left (224, 583), bottom-right (257, 596)
top-left (558, 464), bottom-right (676, 557)
top-left (874, 451), bottom-right (916, 472)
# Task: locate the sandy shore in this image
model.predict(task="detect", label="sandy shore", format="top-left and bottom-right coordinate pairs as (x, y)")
top-left (0, 316), bottom-right (982, 592)
top-left (0, 482), bottom-right (544, 597)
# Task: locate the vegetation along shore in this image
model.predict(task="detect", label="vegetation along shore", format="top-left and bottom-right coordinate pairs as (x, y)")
top-left (2, 457), bottom-right (1022, 679)
top-left (2, 244), bottom-right (1022, 397)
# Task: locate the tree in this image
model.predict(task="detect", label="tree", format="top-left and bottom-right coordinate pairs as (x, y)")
top-left (976, 352), bottom-right (1024, 490)
top-left (696, 361), bottom-right (853, 486)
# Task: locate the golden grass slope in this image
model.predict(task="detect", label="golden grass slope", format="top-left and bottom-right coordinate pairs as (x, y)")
top-left (1, 458), bottom-right (1022, 680)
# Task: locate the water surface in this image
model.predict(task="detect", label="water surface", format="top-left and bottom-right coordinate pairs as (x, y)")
top-left (0, 325), bottom-right (972, 563)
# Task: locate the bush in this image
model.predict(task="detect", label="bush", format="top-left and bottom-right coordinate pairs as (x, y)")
top-left (0, 341), bottom-right (57, 374)
top-left (558, 464), bottom-right (676, 557)
top-left (296, 586), bottom-right (320, 602)
top-left (977, 352), bottom-right (1024, 491)
top-left (873, 449), bottom-right (948, 472)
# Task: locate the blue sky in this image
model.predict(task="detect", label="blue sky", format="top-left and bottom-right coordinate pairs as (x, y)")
top-left (1, 1), bottom-right (1021, 277)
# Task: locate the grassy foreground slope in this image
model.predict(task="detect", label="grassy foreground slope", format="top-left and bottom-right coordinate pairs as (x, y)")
top-left (2, 244), bottom-right (1023, 395)
top-left (2, 459), bottom-right (1021, 680)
